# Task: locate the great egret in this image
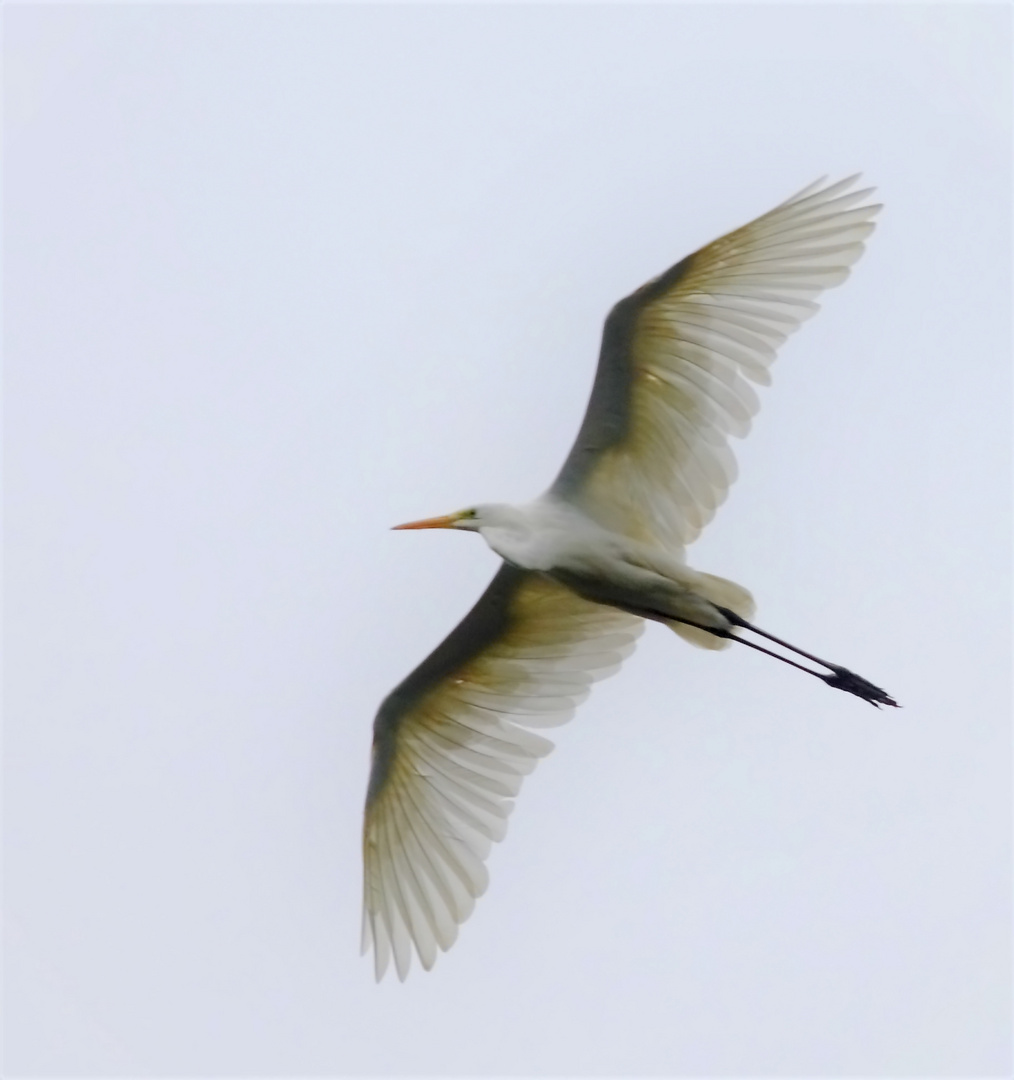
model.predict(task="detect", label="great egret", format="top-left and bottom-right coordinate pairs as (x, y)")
top-left (362, 175), bottom-right (896, 981)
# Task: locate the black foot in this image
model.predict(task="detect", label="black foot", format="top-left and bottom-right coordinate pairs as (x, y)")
top-left (822, 666), bottom-right (898, 708)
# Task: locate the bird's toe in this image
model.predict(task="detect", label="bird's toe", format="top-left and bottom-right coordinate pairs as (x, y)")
top-left (822, 666), bottom-right (899, 708)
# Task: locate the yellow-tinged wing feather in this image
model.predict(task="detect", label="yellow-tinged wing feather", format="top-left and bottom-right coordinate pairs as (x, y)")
top-left (550, 176), bottom-right (881, 550)
top-left (362, 562), bottom-right (642, 980)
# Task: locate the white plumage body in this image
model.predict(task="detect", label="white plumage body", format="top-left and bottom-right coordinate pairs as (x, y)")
top-left (476, 497), bottom-right (750, 640)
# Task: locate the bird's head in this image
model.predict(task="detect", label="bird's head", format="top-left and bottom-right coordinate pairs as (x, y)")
top-left (391, 503), bottom-right (522, 535)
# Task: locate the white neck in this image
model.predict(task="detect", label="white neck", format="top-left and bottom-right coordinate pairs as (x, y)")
top-left (476, 499), bottom-right (582, 571)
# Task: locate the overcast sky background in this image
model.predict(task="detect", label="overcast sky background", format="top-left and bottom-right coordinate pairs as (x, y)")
top-left (5, 4), bottom-right (1011, 1076)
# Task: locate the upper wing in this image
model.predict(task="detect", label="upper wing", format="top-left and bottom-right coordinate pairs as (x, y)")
top-left (549, 176), bottom-right (881, 551)
top-left (362, 562), bottom-right (642, 980)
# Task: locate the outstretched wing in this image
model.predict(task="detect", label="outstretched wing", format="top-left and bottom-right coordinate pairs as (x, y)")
top-left (362, 562), bottom-right (642, 980)
top-left (550, 176), bottom-right (881, 551)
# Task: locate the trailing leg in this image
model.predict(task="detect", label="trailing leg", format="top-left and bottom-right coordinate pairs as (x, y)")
top-left (714, 608), bottom-right (898, 708)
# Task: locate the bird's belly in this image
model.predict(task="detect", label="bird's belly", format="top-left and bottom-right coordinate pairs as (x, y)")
top-left (547, 561), bottom-right (729, 631)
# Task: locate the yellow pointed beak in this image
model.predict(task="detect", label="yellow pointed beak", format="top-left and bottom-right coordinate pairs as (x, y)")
top-left (391, 512), bottom-right (464, 531)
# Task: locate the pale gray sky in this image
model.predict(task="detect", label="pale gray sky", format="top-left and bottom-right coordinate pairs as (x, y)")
top-left (4, 3), bottom-right (1011, 1075)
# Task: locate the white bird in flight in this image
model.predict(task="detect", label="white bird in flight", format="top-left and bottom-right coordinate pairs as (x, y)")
top-left (362, 175), bottom-right (897, 981)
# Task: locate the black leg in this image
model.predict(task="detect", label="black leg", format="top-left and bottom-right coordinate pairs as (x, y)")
top-left (705, 609), bottom-right (899, 709)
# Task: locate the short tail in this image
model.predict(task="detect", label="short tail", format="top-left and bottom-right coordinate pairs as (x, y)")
top-left (667, 572), bottom-right (756, 651)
